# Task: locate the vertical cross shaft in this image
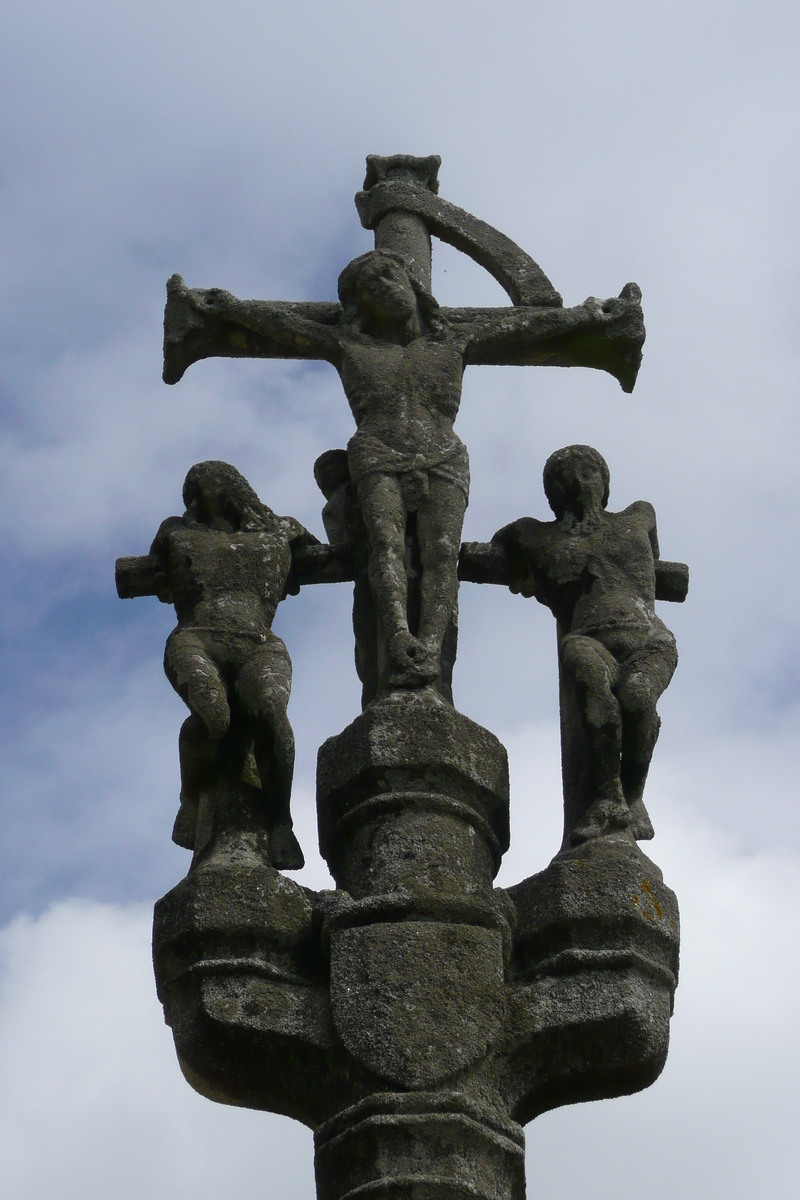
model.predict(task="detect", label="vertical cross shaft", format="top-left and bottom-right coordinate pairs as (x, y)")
top-left (361, 154), bottom-right (441, 290)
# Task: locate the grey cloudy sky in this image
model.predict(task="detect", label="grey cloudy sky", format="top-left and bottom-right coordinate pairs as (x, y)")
top-left (1, 2), bottom-right (798, 1197)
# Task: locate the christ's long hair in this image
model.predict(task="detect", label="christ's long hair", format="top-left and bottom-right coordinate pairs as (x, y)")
top-left (337, 249), bottom-right (444, 338)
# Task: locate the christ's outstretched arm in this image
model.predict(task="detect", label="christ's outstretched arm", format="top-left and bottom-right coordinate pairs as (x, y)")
top-left (163, 274), bottom-right (343, 384)
top-left (454, 283), bottom-right (645, 393)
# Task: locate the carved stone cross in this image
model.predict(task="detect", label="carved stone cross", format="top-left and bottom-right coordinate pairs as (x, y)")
top-left (161, 154), bottom-right (645, 693)
top-left (116, 156), bottom-right (686, 1200)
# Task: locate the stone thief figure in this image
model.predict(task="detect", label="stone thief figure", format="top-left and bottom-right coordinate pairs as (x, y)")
top-left (494, 445), bottom-right (679, 846)
top-left (147, 460), bottom-right (312, 870)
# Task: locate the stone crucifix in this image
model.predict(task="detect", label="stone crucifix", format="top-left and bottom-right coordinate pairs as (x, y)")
top-left (162, 154), bottom-right (645, 691)
top-left (117, 155), bottom-right (686, 1200)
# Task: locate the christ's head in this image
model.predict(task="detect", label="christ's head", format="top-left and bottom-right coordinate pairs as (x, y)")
top-left (338, 250), bottom-right (439, 339)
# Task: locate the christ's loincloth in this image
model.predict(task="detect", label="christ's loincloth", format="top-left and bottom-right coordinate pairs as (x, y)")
top-left (346, 429), bottom-right (470, 507)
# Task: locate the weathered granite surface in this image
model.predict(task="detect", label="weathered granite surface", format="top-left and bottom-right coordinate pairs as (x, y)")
top-left (148, 688), bottom-right (678, 1200)
top-left (314, 447), bottom-right (459, 706)
top-left (119, 460), bottom-right (313, 869)
top-left (493, 445), bottom-right (685, 849)
top-left (161, 154), bottom-right (644, 696)
top-left (115, 156), bottom-right (685, 1200)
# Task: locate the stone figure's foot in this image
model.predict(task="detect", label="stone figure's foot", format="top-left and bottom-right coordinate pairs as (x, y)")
top-left (627, 797), bottom-right (655, 841)
top-left (571, 796), bottom-right (631, 844)
top-left (388, 630), bottom-right (425, 665)
top-left (270, 823), bottom-right (305, 871)
top-left (388, 656), bottom-right (440, 688)
top-left (387, 632), bottom-right (439, 688)
top-left (171, 793), bottom-right (198, 850)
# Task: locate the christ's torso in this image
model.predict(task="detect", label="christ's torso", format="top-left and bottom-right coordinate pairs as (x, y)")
top-left (339, 336), bottom-right (464, 453)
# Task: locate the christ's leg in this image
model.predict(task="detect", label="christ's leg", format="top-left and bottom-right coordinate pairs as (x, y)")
top-left (416, 479), bottom-right (467, 673)
top-left (356, 473), bottom-right (428, 679)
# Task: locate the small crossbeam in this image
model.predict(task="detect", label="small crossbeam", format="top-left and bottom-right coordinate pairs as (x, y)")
top-left (116, 545), bottom-right (688, 604)
top-left (457, 542), bottom-right (689, 603)
top-left (115, 555), bottom-right (170, 600)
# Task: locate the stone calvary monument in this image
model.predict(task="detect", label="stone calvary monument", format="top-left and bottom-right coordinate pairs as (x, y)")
top-left (117, 155), bottom-right (688, 1200)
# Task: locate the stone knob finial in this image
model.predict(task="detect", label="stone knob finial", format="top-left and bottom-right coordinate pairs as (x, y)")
top-left (362, 153), bottom-right (441, 193)
top-left (354, 155), bottom-right (442, 292)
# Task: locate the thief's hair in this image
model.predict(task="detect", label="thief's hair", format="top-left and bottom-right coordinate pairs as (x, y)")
top-left (542, 445), bottom-right (610, 518)
top-left (182, 461), bottom-right (276, 531)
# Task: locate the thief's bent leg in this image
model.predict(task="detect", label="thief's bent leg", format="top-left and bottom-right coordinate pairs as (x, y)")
top-left (618, 634), bottom-right (678, 836)
top-left (559, 633), bottom-right (629, 840)
top-left (164, 628), bottom-right (230, 740)
top-left (236, 640), bottom-right (303, 870)
top-left (172, 713), bottom-right (219, 849)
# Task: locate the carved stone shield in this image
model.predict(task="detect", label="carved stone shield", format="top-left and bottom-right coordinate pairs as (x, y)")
top-left (329, 921), bottom-right (505, 1088)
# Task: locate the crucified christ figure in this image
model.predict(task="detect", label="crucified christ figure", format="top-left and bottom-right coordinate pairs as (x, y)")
top-left (161, 155), bottom-right (645, 690)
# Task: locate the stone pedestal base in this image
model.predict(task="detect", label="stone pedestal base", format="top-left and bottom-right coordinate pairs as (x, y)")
top-left (316, 688), bottom-right (510, 895)
top-left (509, 833), bottom-right (679, 1000)
top-left (152, 692), bottom-right (681, 1199)
top-left (315, 1093), bottom-right (525, 1200)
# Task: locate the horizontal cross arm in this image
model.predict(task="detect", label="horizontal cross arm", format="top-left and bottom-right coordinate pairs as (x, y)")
top-left (115, 544), bottom-right (357, 602)
top-left (453, 286), bottom-right (645, 393)
top-left (289, 543), bottom-right (354, 587)
top-left (653, 560), bottom-right (690, 603)
top-left (459, 542), bottom-right (689, 602)
top-left (163, 274), bottom-right (342, 384)
top-left (116, 545), bottom-right (688, 605)
top-left (115, 555), bottom-right (172, 602)
top-left (457, 542), bottom-right (513, 586)
top-left (294, 542), bottom-right (529, 589)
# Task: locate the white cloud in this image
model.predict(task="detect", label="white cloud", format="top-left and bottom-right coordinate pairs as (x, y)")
top-left (2, 782), bottom-right (797, 1200)
top-left (0, 899), bottom-right (316, 1200)
top-left (525, 798), bottom-right (800, 1199)
top-left (2, 0), bottom-right (800, 1194)
top-left (498, 720), bottom-right (800, 1197)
